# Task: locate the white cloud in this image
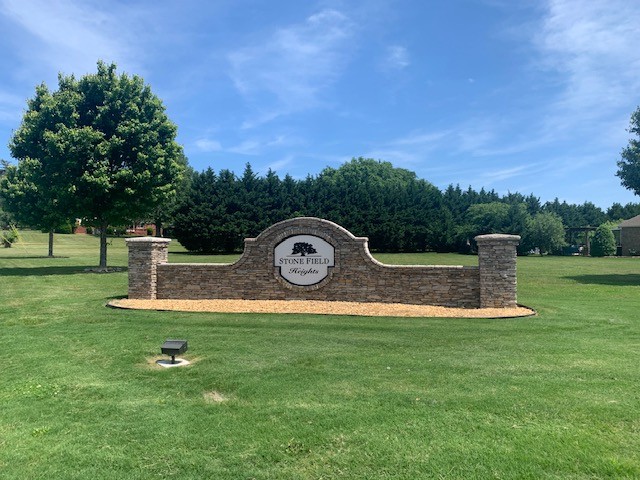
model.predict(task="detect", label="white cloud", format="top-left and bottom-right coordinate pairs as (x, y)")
top-left (364, 121), bottom-right (543, 169)
top-left (228, 135), bottom-right (297, 156)
top-left (390, 130), bottom-right (451, 147)
top-left (193, 138), bottom-right (222, 152)
top-left (381, 45), bottom-right (410, 70)
top-left (362, 130), bottom-right (452, 167)
top-left (0, 90), bottom-right (23, 124)
top-left (535, 0), bottom-right (640, 124)
top-left (479, 164), bottom-right (540, 184)
top-left (228, 139), bottom-right (262, 156)
top-left (361, 0), bottom-right (640, 190)
top-left (0, 0), bottom-right (139, 75)
top-left (228, 9), bottom-right (355, 124)
top-left (263, 155), bottom-right (295, 174)
top-left (454, 121), bottom-right (551, 158)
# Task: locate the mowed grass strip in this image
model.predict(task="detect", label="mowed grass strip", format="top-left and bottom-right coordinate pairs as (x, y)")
top-left (0, 231), bottom-right (638, 479)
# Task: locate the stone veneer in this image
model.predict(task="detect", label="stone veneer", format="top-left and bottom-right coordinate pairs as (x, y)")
top-left (126, 236), bottom-right (171, 299)
top-left (476, 234), bottom-right (521, 308)
top-left (126, 217), bottom-right (520, 308)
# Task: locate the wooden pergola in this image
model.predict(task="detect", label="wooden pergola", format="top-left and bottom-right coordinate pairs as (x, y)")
top-left (565, 226), bottom-right (597, 256)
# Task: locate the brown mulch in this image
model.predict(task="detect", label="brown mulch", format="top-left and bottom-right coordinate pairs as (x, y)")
top-left (108, 298), bottom-right (535, 318)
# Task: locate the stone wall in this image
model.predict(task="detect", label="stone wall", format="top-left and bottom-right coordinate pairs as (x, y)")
top-left (126, 218), bottom-right (520, 308)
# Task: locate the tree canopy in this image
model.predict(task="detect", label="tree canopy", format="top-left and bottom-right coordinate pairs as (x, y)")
top-left (309, 158), bottom-right (446, 252)
top-left (1, 84), bottom-right (82, 256)
top-left (0, 161), bottom-right (14, 228)
top-left (525, 212), bottom-right (566, 255)
top-left (172, 159), bottom-right (450, 253)
top-left (7, 61), bottom-right (185, 267)
top-left (172, 158), bottom-right (634, 255)
top-left (0, 163), bottom-right (72, 256)
top-left (617, 106), bottom-right (640, 197)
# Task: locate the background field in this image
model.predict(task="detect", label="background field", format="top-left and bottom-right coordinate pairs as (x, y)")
top-left (1, 232), bottom-right (638, 479)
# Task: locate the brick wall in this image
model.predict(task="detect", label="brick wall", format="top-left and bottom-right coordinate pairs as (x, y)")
top-left (620, 226), bottom-right (640, 255)
top-left (126, 218), bottom-right (520, 308)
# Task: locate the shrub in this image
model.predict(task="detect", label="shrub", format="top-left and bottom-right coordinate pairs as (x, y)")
top-left (591, 224), bottom-right (617, 257)
top-left (1, 227), bottom-right (18, 247)
top-left (53, 223), bottom-right (73, 234)
top-left (106, 226), bottom-right (127, 236)
top-left (146, 227), bottom-right (154, 236)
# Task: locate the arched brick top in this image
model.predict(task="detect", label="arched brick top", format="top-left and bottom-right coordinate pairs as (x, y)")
top-left (253, 217), bottom-right (362, 243)
top-left (225, 217), bottom-right (374, 272)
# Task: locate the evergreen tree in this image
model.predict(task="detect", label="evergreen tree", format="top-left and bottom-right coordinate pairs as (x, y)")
top-left (172, 168), bottom-right (220, 252)
top-left (606, 202), bottom-right (640, 221)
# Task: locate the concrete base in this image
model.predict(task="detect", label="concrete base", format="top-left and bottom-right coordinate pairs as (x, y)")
top-left (156, 358), bottom-right (190, 368)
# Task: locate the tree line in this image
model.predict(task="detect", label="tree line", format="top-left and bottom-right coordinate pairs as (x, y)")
top-left (170, 157), bottom-right (638, 255)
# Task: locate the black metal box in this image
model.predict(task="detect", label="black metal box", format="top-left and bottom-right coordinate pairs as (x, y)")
top-left (161, 339), bottom-right (188, 356)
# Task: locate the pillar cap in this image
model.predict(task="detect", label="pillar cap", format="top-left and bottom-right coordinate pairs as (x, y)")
top-left (125, 236), bottom-right (172, 245)
top-left (475, 234), bottom-right (520, 244)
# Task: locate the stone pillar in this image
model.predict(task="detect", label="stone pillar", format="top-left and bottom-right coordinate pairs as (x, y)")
top-left (475, 234), bottom-right (520, 308)
top-left (125, 237), bottom-right (171, 299)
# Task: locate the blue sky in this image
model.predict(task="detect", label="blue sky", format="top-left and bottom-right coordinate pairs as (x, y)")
top-left (1, 0), bottom-right (639, 209)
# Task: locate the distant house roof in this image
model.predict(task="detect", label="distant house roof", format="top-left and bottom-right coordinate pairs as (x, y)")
top-left (620, 214), bottom-right (640, 228)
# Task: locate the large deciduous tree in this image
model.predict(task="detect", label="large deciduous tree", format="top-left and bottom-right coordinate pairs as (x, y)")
top-left (617, 106), bottom-right (640, 197)
top-left (2, 83), bottom-right (84, 257)
top-left (0, 161), bottom-right (72, 256)
top-left (526, 212), bottom-right (566, 255)
top-left (311, 158), bottom-right (446, 252)
top-left (0, 160), bottom-right (16, 228)
top-left (9, 61), bottom-right (185, 268)
top-left (460, 202), bottom-right (533, 254)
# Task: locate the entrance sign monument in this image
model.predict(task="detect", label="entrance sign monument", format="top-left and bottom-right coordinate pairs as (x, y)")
top-left (126, 217), bottom-right (520, 309)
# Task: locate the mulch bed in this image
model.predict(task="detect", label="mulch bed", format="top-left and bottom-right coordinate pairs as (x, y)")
top-left (109, 298), bottom-right (535, 318)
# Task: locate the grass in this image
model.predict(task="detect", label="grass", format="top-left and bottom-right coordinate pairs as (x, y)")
top-left (1, 231), bottom-right (639, 479)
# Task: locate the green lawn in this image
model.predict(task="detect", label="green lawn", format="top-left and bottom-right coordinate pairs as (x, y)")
top-left (1, 232), bottom-right (639, 479)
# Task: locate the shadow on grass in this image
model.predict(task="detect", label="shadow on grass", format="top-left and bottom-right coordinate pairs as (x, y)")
top-left (170, 251), bottom-right (240, 256)
top-left (565, 274), bottom-right (640, 286)
top-left (107, 295), bottom-right (128, 300)
top-left (0, 255), bottom-right (70, 259)
top-left (0, 266), bottom-right (127, 276)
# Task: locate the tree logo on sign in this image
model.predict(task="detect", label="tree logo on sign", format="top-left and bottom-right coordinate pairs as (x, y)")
top-left (291, 242), bottom-right (317, 256)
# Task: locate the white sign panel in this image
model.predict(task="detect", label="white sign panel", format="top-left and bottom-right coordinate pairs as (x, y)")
top-left (274, 235), bottom-right (335, 286)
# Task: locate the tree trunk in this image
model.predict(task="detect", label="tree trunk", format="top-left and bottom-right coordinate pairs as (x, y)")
top-left (48, 229), bottom-right (54, 257)
top-left (99, 223), bottom-right (108, 269)
top-left (155, 219), bottom-right (162, 237)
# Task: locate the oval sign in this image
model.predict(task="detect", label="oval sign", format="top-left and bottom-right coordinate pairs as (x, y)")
top-left (274, 235), bottom-right (335, 286)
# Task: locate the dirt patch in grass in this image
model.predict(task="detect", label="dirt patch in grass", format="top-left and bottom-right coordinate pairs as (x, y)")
top-left (203, 391), bottom-right (230, 403)
top-left (109, 298), bottom-right (535, 318)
